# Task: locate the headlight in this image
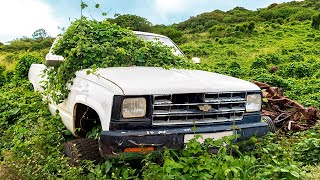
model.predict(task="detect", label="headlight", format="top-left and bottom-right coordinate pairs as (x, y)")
top-left (246, 94), bottom-right (262, 112)
top-left (122, 98), bottom-right (147, 118)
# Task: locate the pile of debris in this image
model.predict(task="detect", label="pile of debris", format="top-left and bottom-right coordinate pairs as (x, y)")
top-left (253, 81), bottom-right (319, 132)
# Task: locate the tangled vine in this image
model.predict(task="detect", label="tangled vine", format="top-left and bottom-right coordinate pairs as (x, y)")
top-left (44, 18), bottom-right (193, 103)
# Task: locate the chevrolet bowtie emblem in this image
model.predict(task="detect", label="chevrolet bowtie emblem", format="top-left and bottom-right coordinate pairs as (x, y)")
top-left (198, 104), bottom-right (212, 112)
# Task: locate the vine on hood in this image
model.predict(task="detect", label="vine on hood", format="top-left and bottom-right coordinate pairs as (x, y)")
top-left (44, 18), bottom-right (193, 103)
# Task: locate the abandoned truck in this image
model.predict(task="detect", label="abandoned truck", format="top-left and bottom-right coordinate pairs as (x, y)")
top-left (28, 31), bottom-right (270, 162)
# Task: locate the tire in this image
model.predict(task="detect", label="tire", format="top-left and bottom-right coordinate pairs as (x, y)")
top-left (64, 139), bottom-right (102, 166)
top-left (262, 116), bottom-right (276, 133)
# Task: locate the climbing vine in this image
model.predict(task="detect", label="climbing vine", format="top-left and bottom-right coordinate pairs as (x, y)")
top-left (45, 18), bottom-right (193, 103)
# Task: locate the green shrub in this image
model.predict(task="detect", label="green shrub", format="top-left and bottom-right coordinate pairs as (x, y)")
top-left (107, 14), bottom-right (152, 32)
top-left (228, 61), bottom-right (241, 69)
top-left (289, 53), bottom-right (304, 62)
top-left (251, 58), bottom-right (267, 69)
top-left (259, 53), bottom-right (284, 65)
top-left (0, 65), bottom-right (5, 86)
top-left (226, 62), bottom-right (246, 77)
top-left (234, 21), bottom-right (255, 34)
top-left (314, 36), bottom-right (320, 42)
top-left (226, 49), bottom-right (237, 56)
top-left (181, 46), bottom-right (210, 58)
top-left (208, 25), bottom-right (226, 37)
top-left (275, 31), bottom-right (284, 38)
top-left (280, 62), bottom-right (313, 78)
top-left (4, 53), bottom-right (18, 64)
top-left (177, 11), bottom-right (225, 33)
top-left (277, 18), bottom-right (284, 24)
top-left (15, 54), bottom-right (42, 79)
top-left (3, 69), bottom-right (14, 83)
top-left (307, 33), bottom-right (316, 38)
top-left (312, 14), bottom-right (320, 29)
top-left (293, 130), bottom-right (320, 165)
top-left (220, 37), bottom-right (238, 44)
top-left (253, 73), bottom-right (290, 89)
top-left (249, 68), bottom-right (269, 76)
top-left (282, 49), bottom-right (289, 55)
top-left (291, 10), bottom-right (316, 21)
top-left (152, 26), bottom-right (183, 43)
top-left (1, 37), bottom-right (53, 53)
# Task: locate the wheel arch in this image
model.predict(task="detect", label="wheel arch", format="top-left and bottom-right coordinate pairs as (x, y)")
top-left (72, 100), bottom-right (107, 137)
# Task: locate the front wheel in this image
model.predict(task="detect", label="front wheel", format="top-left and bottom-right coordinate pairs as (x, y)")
top-left (262, 116), bottom-right (276, 133)
top-left (64, 139), bottom-right (102, 166)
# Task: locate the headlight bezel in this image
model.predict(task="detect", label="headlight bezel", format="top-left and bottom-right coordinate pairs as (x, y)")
top-left (111, 95), bottom-right (152, 121)
top-left (245, 93), bottom-right (262, 113)
top-left (122, 97), bottom-right (147, 119)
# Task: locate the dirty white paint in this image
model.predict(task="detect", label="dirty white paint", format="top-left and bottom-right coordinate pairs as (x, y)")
top-left (95, 67), bottom-right (260, 95)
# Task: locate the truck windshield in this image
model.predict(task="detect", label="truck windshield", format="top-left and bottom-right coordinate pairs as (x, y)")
top-left (136, 34), bottom-right (184, 56)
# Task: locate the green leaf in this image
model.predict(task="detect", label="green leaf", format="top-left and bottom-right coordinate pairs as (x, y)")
top-left (290, 171), bottom-right (300, 178)
top-left (224, 169), bottom-right (231, 176)
top-left (166, 167), bottom-right (171, 173)
top-left (280, 168), bottom-right (289, 173)
top-left (123, 169), bottom-right (129, 179)
top-left (8, 108), bottom-right (19, 115)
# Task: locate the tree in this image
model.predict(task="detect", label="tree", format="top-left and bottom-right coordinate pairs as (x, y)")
top-left (32, 29), bottom-right (48, 40)
top-left (152, 25), bottom-right (183, 43)
top-left (107, 14), bottom-right (152, 32)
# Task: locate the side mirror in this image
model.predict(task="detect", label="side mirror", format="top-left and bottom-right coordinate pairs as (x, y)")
top-left (192, 57), bottom-right (201, 64)
top-left (46, 53), bottom-right (64, 66)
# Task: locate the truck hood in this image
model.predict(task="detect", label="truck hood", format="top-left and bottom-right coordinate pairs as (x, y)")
top-left (94, 67), bottom-right (260, 95)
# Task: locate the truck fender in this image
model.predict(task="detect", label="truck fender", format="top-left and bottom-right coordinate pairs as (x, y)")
top-left (72, 95), bottom-right (112, 133)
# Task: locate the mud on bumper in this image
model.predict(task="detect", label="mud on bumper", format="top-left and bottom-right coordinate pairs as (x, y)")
top-left (99, 122), bottom-right (269, 158)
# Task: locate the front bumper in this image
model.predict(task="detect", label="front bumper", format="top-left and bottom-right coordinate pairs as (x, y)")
top-left (99, 122), bottom-right (269, 158)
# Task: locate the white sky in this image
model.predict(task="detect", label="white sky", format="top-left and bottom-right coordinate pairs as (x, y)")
top-left (0, 0), bottom-right (295, 43)
top-left (0, 0), bottom-right (60, 43)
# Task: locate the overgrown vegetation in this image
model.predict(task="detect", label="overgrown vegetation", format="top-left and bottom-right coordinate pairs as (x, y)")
top-left (45, 17), bottom-right (192, 103)
top-left (0, 29), bottom-right (53, 71)
top-left (2, 0), bottom-right (320, 179)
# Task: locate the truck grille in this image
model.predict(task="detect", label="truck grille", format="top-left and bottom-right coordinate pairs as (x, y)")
top-left (152, 92), bottom-right (246, 126)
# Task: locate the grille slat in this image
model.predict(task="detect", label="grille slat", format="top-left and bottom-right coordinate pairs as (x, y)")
top-left (153, 101), bottom-right (246, 107)
top-left (152, 92), bottom-right (246, 126)
top-left (153, 111), bottom-right (244, 117)
top-left (153, 110), bottom-right (245, 116)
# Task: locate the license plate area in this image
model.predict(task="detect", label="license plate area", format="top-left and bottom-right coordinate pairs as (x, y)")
top-left (184, 131), bottom-right (234, 144)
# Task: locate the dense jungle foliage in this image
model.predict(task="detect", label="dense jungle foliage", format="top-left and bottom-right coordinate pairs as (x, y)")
top-left (2, 0), bottom-right (320, 179)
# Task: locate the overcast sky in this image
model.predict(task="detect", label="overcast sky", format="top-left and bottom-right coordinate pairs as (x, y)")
top-left (0, 0), bottom-right (294, 43)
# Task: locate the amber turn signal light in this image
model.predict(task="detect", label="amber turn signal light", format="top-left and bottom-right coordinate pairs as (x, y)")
top-left (124, 147), bottom-right (154, 153)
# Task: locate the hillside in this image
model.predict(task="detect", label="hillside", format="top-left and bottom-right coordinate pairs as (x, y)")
top-left (1, 0), bottom-right (320, 179)
top-left (180, 16), bottom-right (320, 107)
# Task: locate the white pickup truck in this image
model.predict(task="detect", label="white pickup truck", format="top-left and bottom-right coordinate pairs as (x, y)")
top-left (29, 31), bottom-right (269, 162)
